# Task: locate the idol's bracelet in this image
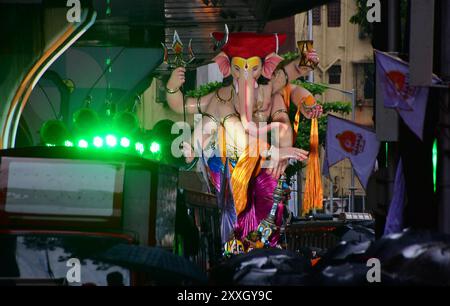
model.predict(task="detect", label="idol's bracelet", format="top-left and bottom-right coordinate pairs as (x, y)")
top-left (166, 86), bottom-right (180, 94)
top-left (302, 101), bottom-right (318, 111)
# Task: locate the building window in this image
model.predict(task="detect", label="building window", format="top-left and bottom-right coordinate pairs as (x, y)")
top-left (312, 7), bottom-right (321, 25)
top-left (354, 62), bottom-right (374, 104)
top-left (363, 63), bottom-right (374, 100)
top-left (329, 65), bottom-right (341, 84)
top-left (327, 0), bottom-right (341, 27)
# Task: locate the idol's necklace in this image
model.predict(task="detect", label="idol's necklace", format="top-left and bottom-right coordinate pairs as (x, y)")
top-left (216, 87), bottom-right (234, 104)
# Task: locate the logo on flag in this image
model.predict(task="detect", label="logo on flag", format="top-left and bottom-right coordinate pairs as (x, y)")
top-left (385, 70), bottom-right (416, 109)
top-left (336, 130), bottom-right (366, 156)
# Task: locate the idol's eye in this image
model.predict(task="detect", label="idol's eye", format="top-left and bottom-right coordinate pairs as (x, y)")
top-left (252, 66), bottom-right (259, 72)
top-left (234, 65), bottom-right (240, 71)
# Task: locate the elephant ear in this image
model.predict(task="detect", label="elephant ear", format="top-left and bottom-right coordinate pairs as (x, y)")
top-left (262, 52), bottom-right (283, 79)
top-left (213, 52), bottom-right (231, 77)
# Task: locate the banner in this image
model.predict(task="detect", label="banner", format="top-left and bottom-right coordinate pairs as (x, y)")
top-left (384, 158), bottom-right (406, 235)
top-left (375, 50), bottom-right (441, 140)
top-left (323, 115), bottom-right (380, 189)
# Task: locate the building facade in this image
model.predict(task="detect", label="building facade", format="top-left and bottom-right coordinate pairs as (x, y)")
top-left (296, 0), bottom-right (374, 126)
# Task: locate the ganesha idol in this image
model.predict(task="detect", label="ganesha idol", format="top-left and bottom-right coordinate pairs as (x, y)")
top-left (165, 29), bottom-right (322, 246)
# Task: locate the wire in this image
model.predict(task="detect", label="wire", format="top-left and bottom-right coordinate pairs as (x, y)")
top-left (82, 47), bottom-right (126, 105)
top-left (38, 83), bottom-right (59, 119)
top-left (45, 248), bottom-right (55, 280)
top-left (132, 94), bottom-right (142, 113)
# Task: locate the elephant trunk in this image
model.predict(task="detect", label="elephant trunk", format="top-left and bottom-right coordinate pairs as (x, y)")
top-left (237, 77), bottom-right (255, 133)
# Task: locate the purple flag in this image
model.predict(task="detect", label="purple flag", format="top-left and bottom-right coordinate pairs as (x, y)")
top-left (322, 150), bottom-right (330, 178)
top-left (323, 115), bottom-right (380, 189)
top-left (217, 159), bottom-right (237, 243)
top-left (375, 50), bottom-right (441, 140)
top-left (384, 158), bottom-right (406, 235)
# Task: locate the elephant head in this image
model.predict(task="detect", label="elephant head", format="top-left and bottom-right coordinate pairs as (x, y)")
top-left (211, 31), bottom-right (286, 131)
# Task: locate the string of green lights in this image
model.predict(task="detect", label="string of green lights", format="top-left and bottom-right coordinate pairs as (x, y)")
top-left (46, 134), bottom-right (161, 157)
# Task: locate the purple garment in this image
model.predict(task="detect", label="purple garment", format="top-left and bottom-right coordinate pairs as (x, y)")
top-left (235, 169), bottom-right (284, 247)
top-left (209, 163), bottom-right (237, 244)
top-left (209, 166), bottom-right (221, 190)
top-left (384, 159), bottom-right (406, 235)
top-left (208, 157), bottom-right (284, 246)
top-left (322, 150), bottom-right (330, 179)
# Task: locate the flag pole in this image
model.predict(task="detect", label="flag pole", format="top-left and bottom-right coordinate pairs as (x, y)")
top-left (307, 9), bottom-right (314, 82)
top-left (350, 88), bottom-right (356, 212)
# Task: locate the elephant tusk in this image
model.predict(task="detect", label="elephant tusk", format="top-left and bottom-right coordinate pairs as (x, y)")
top-left (211, 24), bottom-right (229, 51)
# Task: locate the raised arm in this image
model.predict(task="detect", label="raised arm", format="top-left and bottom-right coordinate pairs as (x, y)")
top-left (261, 94), bottom-right (309, 179)
top-left (270, 93), bottom-right (294, 148)
top-left (271, 49), bottom-right (320, 94)
top-left (180, 114), bottom-right (218, 164)
top-left (290, 85), bottom-right (323, 119)
top-left (165, 67), bottom-right (211, 115)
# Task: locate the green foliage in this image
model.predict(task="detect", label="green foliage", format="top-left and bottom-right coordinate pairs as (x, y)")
top-left (279, 51), bottom-right (300, 68)
top-left (281, 51), bottom-right (300, 62)
top-left (290, 100), bottom-right (351, 152)
top-left (322, 101), bottom-right (353, 115)
top-left (185, 81), bottom-right (223, 98)
top-left (349, 0), bottom-right (373, 39)
top-left (291, 79), bottom-right (327, 95)
top-left (350, 0), bottom-right (408, 41)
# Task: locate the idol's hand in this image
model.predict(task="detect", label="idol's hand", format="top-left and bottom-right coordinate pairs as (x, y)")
top-left (265, 147), bottom-right (308, 179)
top-left (267, 159), bottom-right (288, 180)
top-left (296, 49), bottom-right (319, 77)
top-left (167, 67), bottom-right (186, 90)
top-left (277, 147), bottom-right (309, 162)
top-left (263, 145), bottom-right (309, 162)
top-left (306, 49), bottom-right (319, 66)
top-left (306, 104), bottom-right (323, 119)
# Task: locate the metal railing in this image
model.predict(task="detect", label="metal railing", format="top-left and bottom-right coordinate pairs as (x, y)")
top-left (322, 195), bottom-right (367, 214)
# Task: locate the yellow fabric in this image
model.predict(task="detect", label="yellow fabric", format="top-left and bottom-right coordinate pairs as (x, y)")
top-left (302, 118), bottom-right (323, 215)
top-left (282, 85), bottom-right (301, 141)
top-left (293, 106), bottom-right (301, 141)
top-left (282, 84), bottom-right (291, 109)
top-left (220, 117), bottom-right (267, 216)
top-left (282, 84), bottom-right (322, 215)
top-left (230, 146), bottom-right (260, 215)
top-left (220, 125), bottom-right (227, 166)
top-left (230, 138), bottom-right (271, 216)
